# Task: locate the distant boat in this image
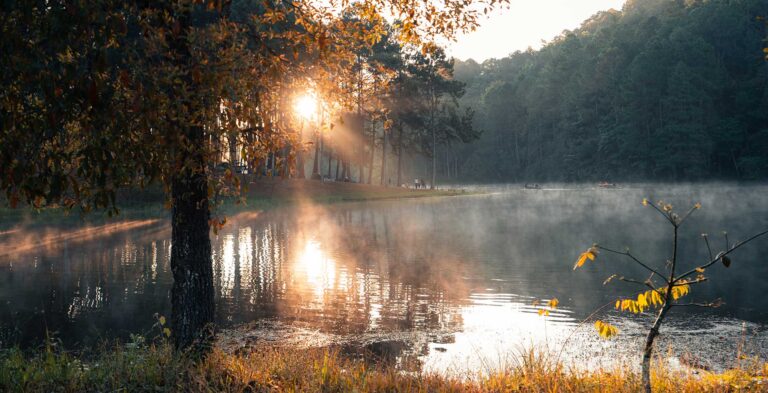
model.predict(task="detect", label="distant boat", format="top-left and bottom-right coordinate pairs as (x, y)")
top-left (524, 183), bottom-right (542, 190)
top-left (598, 182), bottom-right (619, 189)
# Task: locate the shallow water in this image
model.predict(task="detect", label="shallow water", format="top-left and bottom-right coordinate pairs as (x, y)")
top-left (1, 184), bottom-right (767, 373)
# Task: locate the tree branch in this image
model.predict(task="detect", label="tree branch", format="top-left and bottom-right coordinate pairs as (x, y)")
top-left (671, 300), bottom-right (722, 308)
top-left (618, 277), bottom-right (658, 292)
top-left (674, 277), bottom-right (707, 286)
top-left (677, 204), bottom-right (700, 226)
top-left (702, 234), bottom-right (713, 260)
top-left (675, 228), bottom-right (768, 282)
top-left (597, 245), bottom-right (668, 282)
top-left (648, 202), bottom-right (675, 225)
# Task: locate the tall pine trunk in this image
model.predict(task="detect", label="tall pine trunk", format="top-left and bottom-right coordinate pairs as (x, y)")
top-left (380, 128), bottom-right (387, 186)
top-left (396, 126), bottom-right (403, 186)
top-left (368, 119), bottom-right (376, 184)
top-left (430, 126), bottom-right (436, 189)
top-left (311, 131), bottom-right (320, 179)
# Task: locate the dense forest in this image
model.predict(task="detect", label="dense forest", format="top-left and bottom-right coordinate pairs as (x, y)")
top-left (451, 0), bottom-right (768, 182)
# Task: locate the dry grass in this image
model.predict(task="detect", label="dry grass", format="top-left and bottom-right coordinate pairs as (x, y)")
top-left (1, 341), bottom-right (766, 392)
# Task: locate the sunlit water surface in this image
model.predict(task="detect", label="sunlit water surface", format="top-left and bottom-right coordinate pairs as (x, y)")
top-left (1, 184), bottom-right (767, 373)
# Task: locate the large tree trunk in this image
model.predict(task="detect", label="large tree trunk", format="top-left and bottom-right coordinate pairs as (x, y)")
top-left (169, 5), bottom-right (215, 352)
top-left (170, 130), bottom-right (215, 351)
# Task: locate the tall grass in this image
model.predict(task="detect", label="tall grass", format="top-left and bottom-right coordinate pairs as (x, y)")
top-left (1, 339), bottom-right (765, 392)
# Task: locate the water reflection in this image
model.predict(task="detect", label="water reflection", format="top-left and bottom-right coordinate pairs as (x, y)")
top-left (1, 184), bottom-right (767, 372)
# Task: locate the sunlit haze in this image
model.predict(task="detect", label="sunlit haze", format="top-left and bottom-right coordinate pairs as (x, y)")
top-left (294, 92), bottom-right (318, 120)
top-left (447, 0), bottom-right (627, 61)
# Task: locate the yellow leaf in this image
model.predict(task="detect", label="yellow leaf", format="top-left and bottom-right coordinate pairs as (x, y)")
top-left (163, 328), bottom-right (171, 337)
top-left (642, 198), bottom-right (648, 206)
top-left (159, 316), bottom-right (166, 325)
top-left (695, 267), bottom-right (705, 273)
top-left (538, 309), bottom-right (549, 316)
top-left (594, 320), bottom-right (619, 339)
top-left (574, 253), bottom-right (588, 270)
top-left (651, 290), bottom-right (662, 306)
top-left (637, 293), bottom-right (648, 308)
top-left (548, 298), bottom-right (559, 308)
top-left (573, 249), bottom-right (596, 270)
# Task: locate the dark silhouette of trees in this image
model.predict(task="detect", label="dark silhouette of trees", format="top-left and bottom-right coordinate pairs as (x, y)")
top-left (455, 0), bottom-right (768, 182)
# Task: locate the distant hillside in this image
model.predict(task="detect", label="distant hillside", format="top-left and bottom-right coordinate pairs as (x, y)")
top-left (453, 0), bottom-right (768, 182)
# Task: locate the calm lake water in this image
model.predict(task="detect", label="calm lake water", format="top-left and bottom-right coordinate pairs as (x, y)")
top-left (1, 184), bottom-right (767, 373)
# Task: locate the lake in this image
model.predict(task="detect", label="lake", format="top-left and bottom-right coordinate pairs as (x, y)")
top-left (1, 184), bottom-right (767, 373)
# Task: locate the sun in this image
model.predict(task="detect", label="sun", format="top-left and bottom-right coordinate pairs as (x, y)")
top-left (294, 92), bottom-right (318, 120)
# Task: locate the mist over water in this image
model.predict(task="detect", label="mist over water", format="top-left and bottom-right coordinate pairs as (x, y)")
top-left (1, 183), bottom-right (767, 373)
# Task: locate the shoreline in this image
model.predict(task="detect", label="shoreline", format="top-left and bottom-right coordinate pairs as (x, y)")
top-left (0, 179), bottom-right (475, 230)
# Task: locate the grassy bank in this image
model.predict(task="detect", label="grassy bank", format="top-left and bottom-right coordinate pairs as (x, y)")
top-left (0, 179), bottom-right (470, 229)
top-left (1, 341), bottom-right (765, 392)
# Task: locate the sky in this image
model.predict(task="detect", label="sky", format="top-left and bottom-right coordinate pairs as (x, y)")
top-left (446, 0), bottom-right (627, 62)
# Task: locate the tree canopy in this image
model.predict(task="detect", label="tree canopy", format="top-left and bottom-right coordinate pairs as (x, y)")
top-left (453, 0), bottom-right (768, 182)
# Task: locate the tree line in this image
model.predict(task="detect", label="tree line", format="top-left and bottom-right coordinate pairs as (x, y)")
top-left (452, 0), bottom-right (768, 182)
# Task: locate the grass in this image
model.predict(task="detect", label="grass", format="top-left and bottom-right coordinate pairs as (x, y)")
top-left (1, 339), bottom-right (766, 392)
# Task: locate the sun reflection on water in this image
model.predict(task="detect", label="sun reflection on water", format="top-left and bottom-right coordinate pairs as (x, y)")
top-left (296, 239), bottom-right (337, 302)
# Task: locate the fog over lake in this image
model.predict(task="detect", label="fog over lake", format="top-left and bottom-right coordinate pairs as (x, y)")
top-left (2, 183), bottom-right (767, 373)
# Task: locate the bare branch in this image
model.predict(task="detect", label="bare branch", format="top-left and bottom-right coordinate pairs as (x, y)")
top-left (618, 277), bottom-right (658, 293)
top-left (674, 277), bottom-right (707, 286)
top-left (677, 204), bottom-right (699, 226)
top-left (676, 228), bottom-right (768, 282)
top-left (648, 202), bottom-right (675, 225)
top-left (671, 302), bottom-right (717, 308)
top-left (597, 245), bottom-right (668, 283)
top-left (702, 234), bottom-right (713, 260)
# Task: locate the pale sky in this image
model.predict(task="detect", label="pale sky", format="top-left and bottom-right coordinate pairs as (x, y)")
top-left (446, 0), bottom-right (627, 61)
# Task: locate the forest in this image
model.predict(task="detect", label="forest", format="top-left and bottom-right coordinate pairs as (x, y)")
top-left (452, 0), bottom-right (768, 182)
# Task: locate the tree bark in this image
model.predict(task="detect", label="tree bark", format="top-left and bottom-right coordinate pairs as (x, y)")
top-left (368, 119), bottom-right (376, 184)
top-left (168, 4), bottom-right (215, 352)
top-left (335, 157), bottom-right (340, 180)
top-left (380, 128), bottom-right (387, 186)
top-left (171, 161), bottom-right (215, 351)
top-left (642, 304), bottom-right (670, 393)
top-left (431, 126), bottom-right (436, 189)
top-left (311, 130), bottom-right (320, 179)
top-left (396, 126), bottom-right (403, 186)
top-left (296, 146), bottom-right (305, 179)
